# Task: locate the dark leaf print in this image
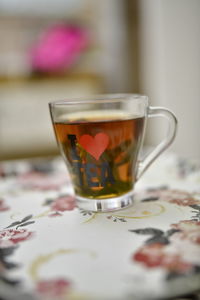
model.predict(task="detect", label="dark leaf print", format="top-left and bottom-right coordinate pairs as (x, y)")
top-left (166, 271), bottom-right (185, 281)
top-left (145, 235), bottom-right (169, 245)
top-left (0, 275), bottom-right (20, 286)
top-left (147, 185), bottom-right (169, 192)
top-left (79, 209), bottom-right (93, 216)
top-left (16, 221), bottom-right (35, 229)
top-left (190, 205), bottom-right (200, 211)
top-left (118, 218), bottom-right (127, 222)
top-left (190, 205), bottom-right (200, 221)
top-left (5, 221), bottom-right (21, 229)
top-left (43, 199), bottom-right (54, 206)
top-left (0, 247), bottom-right (18, 270)
top-left (5, 215), bottom-right (34, 229)
top-left (107, 216), bottom-right (127, 222)
top-left (21, 215), bottom-right (33, 223)
top-left (130, 228), bottom-right (170, 245)
top-left (0, 247), bottom-right (17, 257)
top-left (142, 197), bottom-right (159, 202)
top-left (129, 228), bottom-right (164, 235)
top-left (1, 260), bottom-right (18, 269)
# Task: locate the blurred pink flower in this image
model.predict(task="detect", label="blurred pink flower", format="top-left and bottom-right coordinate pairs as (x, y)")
top-left (36, 278), bottom-right (71, 298)
top-left (133, 243), bottom-right (193, 273)
top-left (30, 24), bottom-right (89, 72)
top-left (51, 195), bottom-right (76, 212)
top-left (0, 228), bottom-right (34, 248)
top-left (0, 199), bottom-right (9, 212)
top-left (142, 189), bottom-right (200, 206)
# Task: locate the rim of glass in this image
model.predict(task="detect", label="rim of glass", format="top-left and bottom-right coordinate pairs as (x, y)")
top-left (49, 93), bottom-right (148, 106)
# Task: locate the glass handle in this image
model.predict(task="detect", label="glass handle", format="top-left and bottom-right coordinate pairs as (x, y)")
top-left (137, 106), bottom-right (178, 180)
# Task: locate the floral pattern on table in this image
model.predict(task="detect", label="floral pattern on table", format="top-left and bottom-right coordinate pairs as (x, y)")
top-left (0, 215), bottom-right (35, 292)
top-left (128, 186), bottom-right (200, 284)
top-left (43, 194), bottom-right (77, 218)
top-left (130, 220), bottom-right (200, 279)
top-left (0, 154), bottom-right (200, 300)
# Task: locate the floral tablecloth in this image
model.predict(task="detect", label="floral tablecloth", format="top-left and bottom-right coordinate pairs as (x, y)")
top-left (0, 153), bottom-right (200, 300)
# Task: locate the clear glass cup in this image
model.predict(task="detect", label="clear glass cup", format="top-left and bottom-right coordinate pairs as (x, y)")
top-left (49, 94), bottom-right (177, 212)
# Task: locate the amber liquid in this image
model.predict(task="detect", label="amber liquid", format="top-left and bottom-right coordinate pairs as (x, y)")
top-left (54, 113), bottom-right (145, 199)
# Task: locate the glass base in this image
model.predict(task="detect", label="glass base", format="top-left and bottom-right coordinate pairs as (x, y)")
top-left (76, 191), bottom-right (134, 212)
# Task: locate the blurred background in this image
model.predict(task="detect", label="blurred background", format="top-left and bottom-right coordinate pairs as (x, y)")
top-left (0, 0), bottom-right (199, 161)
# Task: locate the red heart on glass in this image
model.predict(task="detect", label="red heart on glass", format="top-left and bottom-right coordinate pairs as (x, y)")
top-left (79, 133), bottom-right (109, 161)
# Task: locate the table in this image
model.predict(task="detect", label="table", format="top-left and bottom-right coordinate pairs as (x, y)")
top-left (0, 153), bottom-right (200, 300)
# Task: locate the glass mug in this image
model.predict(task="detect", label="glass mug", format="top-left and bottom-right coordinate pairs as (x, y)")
top-left (49, 94), bottom-right (177, 212)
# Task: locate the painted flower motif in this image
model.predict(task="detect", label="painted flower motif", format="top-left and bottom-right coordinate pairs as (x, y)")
top-left (0, 199), bottom-right (9, 212)
top-left (36, 278), bottom-right (71, 298)
top-left (143, 189), bottom-right (200, 206)
top-left (51, 195), bottom-right (76, 212)
top-left (0, 228), bottom-right (34, 248)
top-left (30, 24), bottom-right (89, 72)
top-left (133, 243), bottom-right (193, 273)
top-left (171, 220), bottom-right (200, 244)
top-left (18, 172), bottom-right (68, 191)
